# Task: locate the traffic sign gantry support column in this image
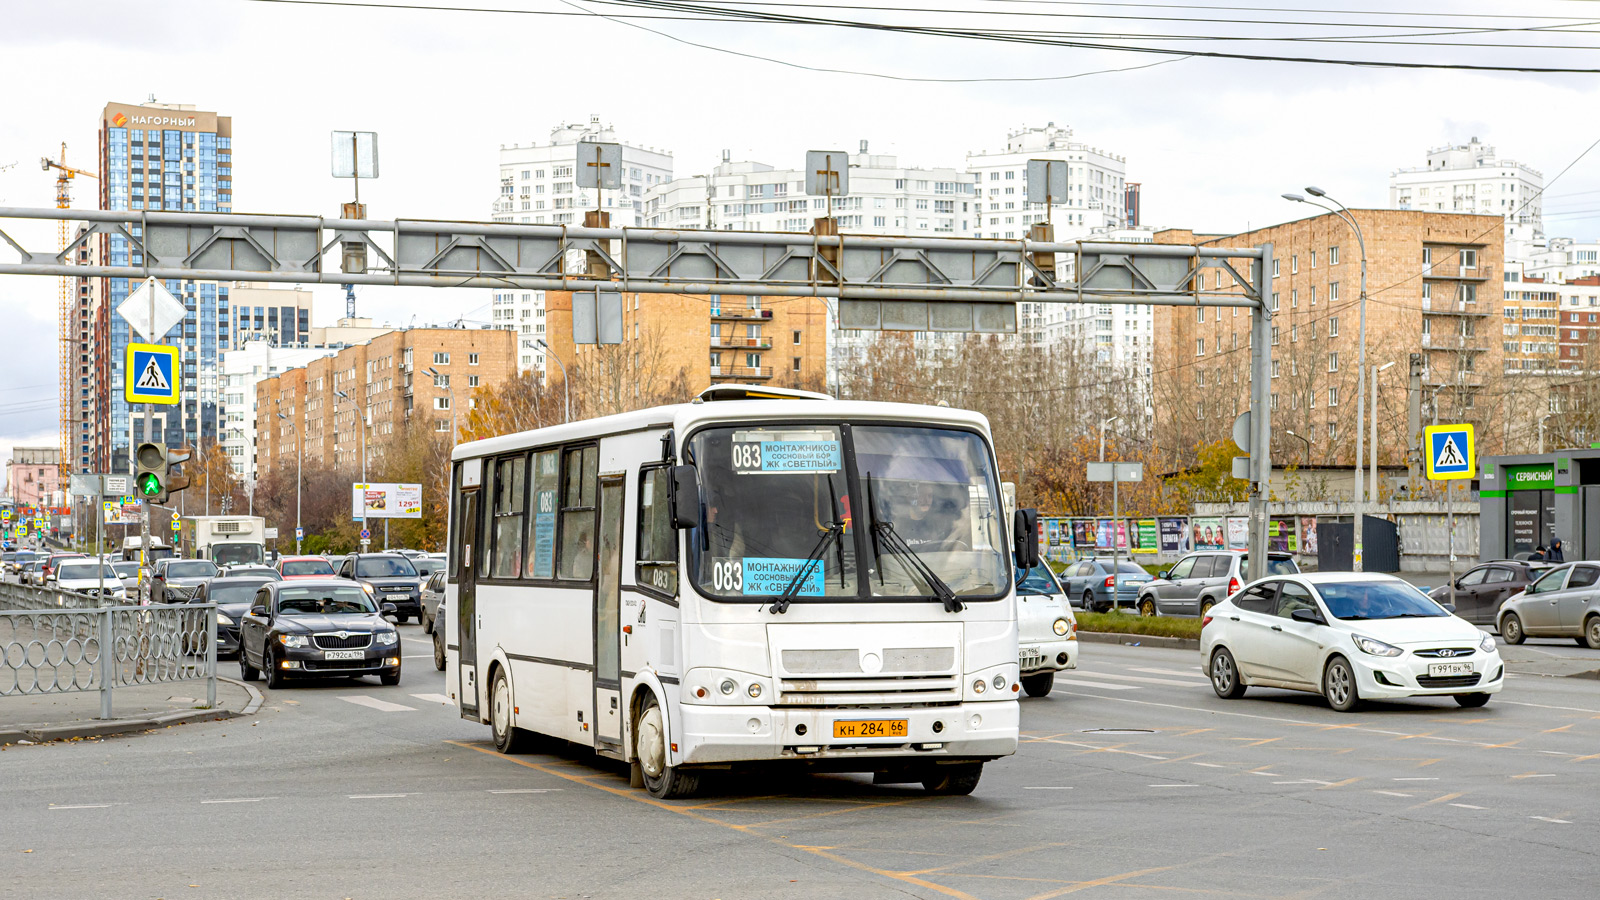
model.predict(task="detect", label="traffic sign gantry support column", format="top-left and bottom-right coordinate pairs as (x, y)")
top-left (1247, 243), bottom-right (1274, 582)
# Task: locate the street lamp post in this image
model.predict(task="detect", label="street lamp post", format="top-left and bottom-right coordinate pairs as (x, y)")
top-left (1099, 415), bottom-right (1121, 610)
top-left (277, 412), bottom-right (302, 555)
top-left (1284, 188), bottom-right (1368, 570)
top-left (1539, 413), bottom-right (1553, 454)
top-left (1371, 361), bottom-right (1395, 506)
top-left (1285, 430), bottom-right (1311, 466)
top-left (533, 338), bottom-right (572, 423)
top-left (334, 389), bottom-right (369, 549)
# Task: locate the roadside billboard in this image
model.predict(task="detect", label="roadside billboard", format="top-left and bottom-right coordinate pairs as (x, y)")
top-left (350, 483), bottom-right (423, 519)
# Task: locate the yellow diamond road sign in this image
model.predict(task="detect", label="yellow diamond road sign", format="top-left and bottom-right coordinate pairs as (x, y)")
top-left (1424, 423), bottom-right (1475, 481)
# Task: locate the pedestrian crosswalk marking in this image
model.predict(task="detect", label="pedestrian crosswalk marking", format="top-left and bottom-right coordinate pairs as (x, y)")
top-left (410, 693), bottom-right (452, 704)
top-left (340, 695), bottom-right (415, 712)
top-left (1056, 678), bottom-right (1140, 691)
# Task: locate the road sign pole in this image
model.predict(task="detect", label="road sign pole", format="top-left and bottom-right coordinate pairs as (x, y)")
top-left (97, 474), bottom-right (105, 603)
top-left (1448, 479), bottom-right (1456, 609)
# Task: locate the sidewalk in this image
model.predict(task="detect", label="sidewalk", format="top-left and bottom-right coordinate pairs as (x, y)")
top-left (1499, 643), bottom-right (1600, 679)
top-left (0, 677), bottom-right (260, 745)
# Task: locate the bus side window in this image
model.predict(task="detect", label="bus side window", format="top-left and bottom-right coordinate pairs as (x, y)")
top-left (637, 465), bottom-right (678, 598)
top-left (558, 446), bottom-right (599, 581)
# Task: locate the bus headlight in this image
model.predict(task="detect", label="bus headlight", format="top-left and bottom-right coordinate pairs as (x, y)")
top-left (719, 678), bottom-right (737, 696)
top-left (992, 674), bottom-right (1006, 691)
top-left (1053, 618), bottom-right (1070, 636)
top-left (747, 682), bottom-right (762, 699)
top-left (972, 678), bottom-right (987, 694)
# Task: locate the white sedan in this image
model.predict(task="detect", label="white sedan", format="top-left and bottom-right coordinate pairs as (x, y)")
top-left (1200, 572), bottom-right (1502, 711)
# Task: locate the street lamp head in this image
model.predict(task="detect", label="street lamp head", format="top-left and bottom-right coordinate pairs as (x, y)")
top-left (1304, 186), bottom-right (1327, 198)
top-left (1286, 429), bottom-right (1297, 436)
top-left (1281, 193), bottom-right (1306, 203)
top-left (1377, 361), bottom-right (1396, 373)
top-left (424, 367), bottom-right (438, 376)
top-left (277, 413), bottom-right (287, 420)
top-left (334, 390), bottom-right (347, 399)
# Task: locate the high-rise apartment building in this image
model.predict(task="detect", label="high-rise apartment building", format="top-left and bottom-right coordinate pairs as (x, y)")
top-left (1153, 210), bottom-right (1505, 469)
top-left (87, 99), bottom-right (234, 475)
top-left (966, 123), bottom-right (1128, 241)
top-left (490, 116), bottom-right (672, 378)
top-left (1390, 138), bottom-right (1543, 246)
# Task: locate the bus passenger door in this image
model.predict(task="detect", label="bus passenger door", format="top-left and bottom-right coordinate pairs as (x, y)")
top-left (458, 489), bottom-right (481, 719)
top-left (594, 476), bottom-right (625, 750)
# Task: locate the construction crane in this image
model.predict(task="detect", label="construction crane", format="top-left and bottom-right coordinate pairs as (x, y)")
top-left (41, 144), bottom-right (98, 483)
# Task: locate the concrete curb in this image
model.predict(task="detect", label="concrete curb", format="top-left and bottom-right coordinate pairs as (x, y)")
top-left (3, 675), bottom-right (263, 745)
top-left (1078, 631), bottom-right (1201, 651)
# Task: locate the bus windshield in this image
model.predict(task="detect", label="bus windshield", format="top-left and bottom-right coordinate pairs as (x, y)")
top-left (690, 423), bottom-right (1008, 604)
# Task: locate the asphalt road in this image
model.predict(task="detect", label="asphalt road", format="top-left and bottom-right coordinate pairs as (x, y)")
top-left (4, 626), bottom-right (1600, 899)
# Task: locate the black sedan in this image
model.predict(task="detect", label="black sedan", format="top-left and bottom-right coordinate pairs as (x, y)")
top-left (237, 579), bottom-right (402, 688)
top-left (189, 577), bottom-right (277, 657)
top-left (337, 553), bottom-right (422, 623)
top-left (1428, 559), bottom-right (1552, 625)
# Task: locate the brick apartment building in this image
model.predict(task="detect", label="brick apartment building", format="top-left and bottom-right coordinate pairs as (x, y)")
top-left (542, 291), bottom-right (830, 407)
top-left (1153, 209), bottom-right (1505, 469)
top-left (255, 329), bottom-right (516, 479)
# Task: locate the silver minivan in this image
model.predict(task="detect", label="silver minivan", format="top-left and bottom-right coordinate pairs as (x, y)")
top-left (1138, 551), bottom-right (1299, 617)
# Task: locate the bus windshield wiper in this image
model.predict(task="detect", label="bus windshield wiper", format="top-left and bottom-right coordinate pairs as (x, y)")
top-left (770, 476), bottom-right (846, 615)
top-left (866, 474), bottom-right (963, 613)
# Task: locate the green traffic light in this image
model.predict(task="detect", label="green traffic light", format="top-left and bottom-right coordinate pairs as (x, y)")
top-left (138, 473), bottom-right (162, 496)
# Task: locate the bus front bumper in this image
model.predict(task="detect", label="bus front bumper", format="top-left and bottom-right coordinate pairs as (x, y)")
top-left (677, 700), bottom-right (1019, 766)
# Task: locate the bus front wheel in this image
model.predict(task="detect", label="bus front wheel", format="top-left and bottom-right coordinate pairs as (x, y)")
top-left (922, 762), bottom-right (983, 795)
top-left (490, 668), bottom-right (535, 754)
top-left (634, 694), bottom-right (699, 799)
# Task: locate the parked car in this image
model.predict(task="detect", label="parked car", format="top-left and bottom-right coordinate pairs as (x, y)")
top-left (1059, 558), bottom-right (1152, 612)
top-left (237, 579), bottom-right (402, 688)
top-left (1497, 562), bottom-right (1600, 648)
top-left (277, 555), bottom-right (336, 579)
top-left (1428, 559), bottom-right (1552, 626)
top-left (151, 559), bottom-right (220, 603)
top-left (1202, 572), bottom-right (1503, 711)
top-left (1139, 551), bottom-right (1299, 618)
top-left (190, 576), bottom-right (278, 657)
top-left (337, 553), bottom-right (422, 623)
top-left (1014, 562), bottom-right (1078, 697)
top-left (433, 595), bottom-right (447, 671)
top-left (420, 570), bottom-right (447, 634)
top-left (52, 560), bottom-right (127, 601)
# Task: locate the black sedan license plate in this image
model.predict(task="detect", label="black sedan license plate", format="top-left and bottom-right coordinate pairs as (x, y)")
top-left (324, 650), bottom-right (363, 661)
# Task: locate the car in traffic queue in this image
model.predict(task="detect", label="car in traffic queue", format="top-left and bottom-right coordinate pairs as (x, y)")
top-left (237, 578), bottom-right (403, 688)
top-left (189, 576), bottom-right (279, 657)
top-left (6, 550), bottom-right (36, 578)
top-left (110, 560), bottom-right (142, 595)
top-left (1202, 572), bottom-right (1503, 712)
top-left (1059, 557), bottom-right (1152, 612)
top-left (52, 559), bottom-right (127, 601)
top-left (1428, 559), bottom-right (1551, 626)
top-left (40, 551), bottom-right (87, 584)
top-left (277, 555), bottom-right (336, 580)
top-left (1496, 562), bottom-right (1600, 649)
top-left (20, 560), bottom-right (45, 585)
top-left (432, 594), bottom-right (447, 671)
top-left (412, 554), bottom-right (445, 583)
top-left (151, 559), bottom-right (220, 603)
top-left (219, 565), bottom-right (282, 580)
top-left (1139, 550), bottom-right (1299, 618)
top-left (1014, 562), bottom-right (1078, 697)
top-left (420, 571), bottom-right (446, 634)
top-left (336, 552), bottom-right (422, 623)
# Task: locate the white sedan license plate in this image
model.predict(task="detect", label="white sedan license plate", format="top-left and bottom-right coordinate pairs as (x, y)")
top-left (324, 650), bottom-right (364, 661)
top-left (1428, 662), bottom-right (1473, 677)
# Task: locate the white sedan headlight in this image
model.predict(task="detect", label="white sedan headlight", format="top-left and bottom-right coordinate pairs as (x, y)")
top-left (1479, 632), bottom-right (1497, 654)
top-left (1352, 634), bottom-right (1403, 658)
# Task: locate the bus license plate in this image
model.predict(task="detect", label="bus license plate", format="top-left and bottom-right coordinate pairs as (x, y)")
top-left (324, 650), bottom-right (363, 661)
top-left (833, 719), bottom-right (907, 739)
top-left (1428, 662), bottom-right (1473, 677)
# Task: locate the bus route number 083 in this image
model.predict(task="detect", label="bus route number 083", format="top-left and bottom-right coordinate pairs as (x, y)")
top-left (731, 442), bottom-right (763, 471)
top-left (712, 559), bottom-right (744, 592)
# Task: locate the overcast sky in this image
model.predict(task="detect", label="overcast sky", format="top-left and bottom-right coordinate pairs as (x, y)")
top-left (4, 0), bottom-right (1599, 487)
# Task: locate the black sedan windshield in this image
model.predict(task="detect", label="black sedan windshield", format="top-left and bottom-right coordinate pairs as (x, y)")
top-left (1016, 563), bottom-right (1064, 596)
top-left (208, 580), bottom-right (273, 603)
top-left (1317, 581), bottom-right (1449, 620)
top-left (357, 557), bottom-right (416, 578)
top-left (166, 561), bottom-right (218, 579)
top-left (277, 586), bottom-right (376, 615)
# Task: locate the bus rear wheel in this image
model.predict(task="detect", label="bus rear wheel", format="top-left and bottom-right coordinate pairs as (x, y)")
top-left (922, 762), bottom-right (983, 795)
top-left (634, 694), bottom-right (699, 799)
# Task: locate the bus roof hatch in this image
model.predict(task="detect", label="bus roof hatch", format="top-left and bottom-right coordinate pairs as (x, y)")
top-left (696, 385), bottom-right (833, 403)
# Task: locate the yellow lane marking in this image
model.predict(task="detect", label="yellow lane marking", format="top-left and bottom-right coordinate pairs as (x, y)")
top-left (683, 795), bottom-right (781, 810)
top-left (446, 741), bottom-right (982, 900)
top-left (1483, 739), bottom-right (1524, 749)
top-left (1242, 737), bottom-right (1283, 747)
top-left (1021, 865), bottom-right (1176, 899)
top-left (1542, 725), bottom-right (1573, 734)
top-left (1567, 753), bottom-right (1600, 762)
top-left (1413, 792), bottom-right (1464, 808)
top-left (745, 797), bottom-right (923, 828)
top-left (1169, 728), bottom-right (1216, 737)
top-left (1316, 777), bottom-right (1363, 790)
top-left (900, 843), bottom-right (1068, 877)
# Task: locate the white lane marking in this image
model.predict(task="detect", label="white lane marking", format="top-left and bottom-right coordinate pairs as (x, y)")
top-left (1054, 679), bottom-right (1141, 691)
top-left (1248, 772), bottom-right (1282, 777)
top-left (1129, 666), bottom-right (1210, 679)
top-left (1374, 791), bottom-right (1413, 798)
top-left (1530, 816), bottom-right (1573, 824)
top-left (1148, 784), bottom-right (1199, 788)
top-left (340, 695), bottom-right (416, 713)
top-left (1070, 671), bottom-right (1207, 688)
top-left (49, 804), bottom-right (116, 810)
top-left (1192, 762), bottom-right (1227, 768)
top-left (487, 789), bottom-right (562, 794)
top-left (1514, 774), bottom-right (1557, 779)
top-left (201, 797), bottom-right (275, 804)
top-left (1023, 786), bottom-right (1074, 790)
top-left (410, 693), bottom-right (453, 704)
top-left (401, 654), bottom-right (434, 659)
top-left (1450, 803), bottom-right (1487, 810)
top-left (349, 794), bottom-right (409, 799)
top-left (1393, 777), bottom-right (1440, 781)
top-left (1499, 699), bottom-right (1600, 714)
top-left (1273, 780), bottom-right (1331, 785)
top-left (401, 637), bottom-right (432, 645)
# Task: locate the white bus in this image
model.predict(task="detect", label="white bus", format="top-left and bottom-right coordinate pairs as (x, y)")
top-left (445, 386), bottom-right (1039, 798)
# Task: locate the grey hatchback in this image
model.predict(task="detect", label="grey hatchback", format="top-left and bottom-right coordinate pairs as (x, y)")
top-left (1138, 551), bottom-right (1299, 617)
top-left (1498, 562), bottom-right (1600, 648)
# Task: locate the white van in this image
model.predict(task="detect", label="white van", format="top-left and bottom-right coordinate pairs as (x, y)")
top-left (1015, 562), bottom-right (1078, 696)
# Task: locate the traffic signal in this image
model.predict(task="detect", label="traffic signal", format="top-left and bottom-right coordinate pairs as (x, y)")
top-left (165, 446), bottom-right (193, 501)
top-left (135, 442), bottom-right (168, 502)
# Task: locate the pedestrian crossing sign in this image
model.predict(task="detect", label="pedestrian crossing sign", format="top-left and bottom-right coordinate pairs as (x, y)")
top-left (125, 343), bottom-right (180, 405)
top-left (1424, 423), bottom-right (1475, 481)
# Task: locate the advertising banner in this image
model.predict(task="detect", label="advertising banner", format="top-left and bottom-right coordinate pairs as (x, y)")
top-left (1299, 516), bottom-right (1319, 555)
top-left (1226, 517), bottom-right (1250, 549)
top-left (1071, 518), bottom-right (1097, 550)
top-left (1192, 516), bottom-right (1225, 550)
top-left (351, 483), bottom-right (423, 520)
top-left (1159, 517), bottom-right (1188, 553)
top-left (1131, 519), bottom-right (1159, 554)
top-left (1269, 515), bottom-right (1298, 553)
top-left (103, 498), bottom-right (143, 525)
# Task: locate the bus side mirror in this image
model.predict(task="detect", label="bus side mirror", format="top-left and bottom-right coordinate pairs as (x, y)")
top-left (670, 465), bottom-right (700, 530)
top-left (1014, 508), bottom-right (1040, 570)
